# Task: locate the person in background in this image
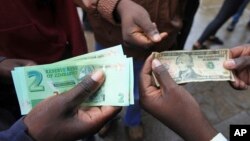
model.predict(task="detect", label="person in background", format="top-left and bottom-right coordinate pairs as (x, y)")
top-left (193, 0), bottom-right (245, 50)
top-left (177, 0), bottom-right (200, 50)
top-left (227, 0), bottom-right (250, 32)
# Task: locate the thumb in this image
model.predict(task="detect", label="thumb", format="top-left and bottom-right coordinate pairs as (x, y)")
top-left (152, 59), bottom-right (177, 91)
top-left (136, 15), bottom-right (162, 42)
top-left (224, 56), bottom-right (250, 70)
top-left (64, 70), bottom-right (105, 106)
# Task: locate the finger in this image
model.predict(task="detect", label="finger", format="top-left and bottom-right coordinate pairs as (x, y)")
top-left (230, 45), bottom-right (250, 58)
top-left (224, 56), bottom-right (250, 70)
top-left (75, 106), bottom-right (121, 134)
top-left (80, 106), bottom-right (121, 122)
top-left (139, 54), bottom-right (154, 97)
top-left (136, 17), bottom-right (162, 42)
top-left (239, 80), bottom-right (248, 90)
top-left (64, 70), bottom-right (105, 106)
top-left (124, 31), bottom-right (167, 48)
top-left (126, 32), bottom-right (154, 48)
top-left (160, 32), bottom-right (168, 40)
top-left (141, 54), bottom-right (154, 75)
top-left (94, 106), bottom-right (121, 122)
top-left (229, 76), bottom-right (248, 90)
top-left (152, 59), bottom-right (177, 90)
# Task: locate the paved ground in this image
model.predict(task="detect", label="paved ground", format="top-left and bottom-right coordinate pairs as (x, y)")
top-left (82, 0), bottom-right (250, 140)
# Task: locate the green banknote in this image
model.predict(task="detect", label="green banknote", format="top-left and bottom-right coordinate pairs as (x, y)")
top-left (57, 45), bottom-right (124, 63)
top-left (12, 45), bottom-right (134, 115)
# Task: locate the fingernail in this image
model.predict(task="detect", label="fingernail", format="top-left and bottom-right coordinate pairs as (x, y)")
top-left (152, 59), bottom-right (162, 69)
top-left (91, 70), bottom-right (104, 82)
top-left (224, 59), bottom-right (236, 68)
top-left (153, 34), bottom-right (161, 41)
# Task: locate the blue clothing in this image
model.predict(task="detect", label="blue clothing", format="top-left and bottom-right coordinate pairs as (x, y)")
top-left (198, 0), bottom-right (244, 44)
top-left (95, 43), bottom-right (142, 127)
top-left (0, 118), bottom-right (33, 141)
top-left (124, 61), bottom-right (143, 126)
top-left (231, 0), bottom-right (250, 26)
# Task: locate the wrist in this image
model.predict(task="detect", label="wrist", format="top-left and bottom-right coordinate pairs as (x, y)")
top-left (97, 0), bottom-right (121, 24)
top-left (116, 0), bottom-right (132, 18)
top-left (24, 116), bottom-right (45, 141)
top-left (116, 0), bottom-right (126, 17)
top-left (161, 108), bottom-right (217, 141)
top-left (180, 114), bottom-right (218, 141)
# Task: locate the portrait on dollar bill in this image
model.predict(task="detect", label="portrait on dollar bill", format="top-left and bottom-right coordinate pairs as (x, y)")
top-left (176, 53), bottom-right (200, 81)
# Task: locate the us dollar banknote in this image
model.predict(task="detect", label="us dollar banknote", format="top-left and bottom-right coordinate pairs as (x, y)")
top-left (153, 49), bottom-right (235, 84)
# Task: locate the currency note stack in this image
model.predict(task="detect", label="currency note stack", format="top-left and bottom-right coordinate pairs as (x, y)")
top-left (12, 45), bottom-right (134, 115)
top-left (153, 49), bottom-right (235, 84)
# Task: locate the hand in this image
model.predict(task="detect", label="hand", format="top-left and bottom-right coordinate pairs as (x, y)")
top-left (139, 55), bottom-right (217, 141)
top-left (24, 70), bottom-right (121, 141)
top-left (116, 0), bottom-right (167, 48)
top-left (0, 59), bottom-right (36, 83)
top-left (223, 45), bottom-right (250, 90)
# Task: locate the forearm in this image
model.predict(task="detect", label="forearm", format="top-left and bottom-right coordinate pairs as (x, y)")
top-left (181, 117), bottom-right (217, 141)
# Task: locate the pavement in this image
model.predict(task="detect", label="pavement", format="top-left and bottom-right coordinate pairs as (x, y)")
top-left (83, 0), bottom-right (250, 140)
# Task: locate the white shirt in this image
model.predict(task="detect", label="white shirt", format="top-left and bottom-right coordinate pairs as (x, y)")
top-left (211, 133), bottom-right (228, 141)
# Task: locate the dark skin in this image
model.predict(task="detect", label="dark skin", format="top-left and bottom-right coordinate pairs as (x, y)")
top-left (116, 0), bottom-right (167, 48)
top-left (74, 0), bottom-right (168, 48)
top-left (139, 55), bottom-right (218, 141)
top-left (0, 59), bottom-right (36, 84)
top-left (21, 57), bottom-right (224, 141)
top-left (24, 71), bottom-right (121, 141)
top-left (224, 44), bottom-right (250, 90)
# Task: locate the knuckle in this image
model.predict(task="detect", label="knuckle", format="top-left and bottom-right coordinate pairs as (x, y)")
top-left (79, 76), bottom-right (96, 95)
top-left (155, 65), bottom-right (167, 75)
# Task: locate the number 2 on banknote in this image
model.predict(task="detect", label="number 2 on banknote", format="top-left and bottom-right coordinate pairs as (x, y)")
top-left (28, 71), bottom-right (45, 92)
